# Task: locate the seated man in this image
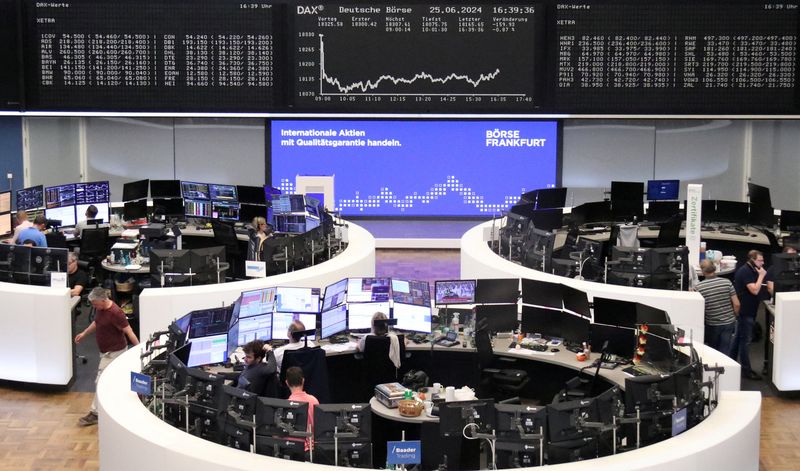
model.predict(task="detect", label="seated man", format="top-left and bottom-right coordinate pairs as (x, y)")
top-left (17, 214), bottom-right (47, 248)
top-left (274, 320), bottom-right (316, 372)
top-left (10, 210), bottom-right (33, 244)
top-left (285, 366), bottom-right (318, 453)
top-left (74, 204), bottom-right (99, 238)
top-left (67, 252), bottom-right (89, 298)
top-left (236, 339), bottom-right (278, 397)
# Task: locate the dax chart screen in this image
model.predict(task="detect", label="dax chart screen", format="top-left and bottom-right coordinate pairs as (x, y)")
top-left (291, 3), bottom-right (543, 111)
top-left (270, 119), bottom-right (559, 217)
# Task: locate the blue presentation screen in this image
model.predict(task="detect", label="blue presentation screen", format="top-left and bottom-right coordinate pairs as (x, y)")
top-left (271, 120), bottom-right (559, 217)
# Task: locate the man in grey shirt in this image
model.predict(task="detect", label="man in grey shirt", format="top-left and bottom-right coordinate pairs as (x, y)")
top-left (695, 260), bottom-right (740, 357)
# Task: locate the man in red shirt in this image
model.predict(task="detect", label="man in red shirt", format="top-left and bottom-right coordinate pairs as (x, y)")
top-left (75, 287), bottom-right (139, 426)
top-left (286, 366), bottom-right (319, 452)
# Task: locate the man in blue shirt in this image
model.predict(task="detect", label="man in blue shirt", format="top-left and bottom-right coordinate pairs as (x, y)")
top-left (16, 214), bottom-right (47, 247)
top-left (733, 250), bottom-right (768, 380)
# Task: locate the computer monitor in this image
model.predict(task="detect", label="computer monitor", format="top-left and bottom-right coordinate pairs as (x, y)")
top-left (571, 201), bottom-right (612, 225)
top-left (475, 304), bottom-right (518, 334)
top-left (520, 305), bottom-right (563, 338)
top-left (76, 203), bottom-right (109, 225)
top-left (590, 323), bottom-right (636, 359)
top-left (530, 208), bottom-right (564, 232)
top-left (534, 187), bottom-right (568, 210)
top-left (44, 205), bottom-right (76, 228)
top-left (714, 200), bottom-right (750, 225)
top-left (44, 183), bottom-right (77, 227)
top-left (494, 403), bottom-right (547, 439)
top-left (611, 181), bottom-right (644, 203)
top-left (0, 191), bottom-right (10, 213)
top-left (635, 303), bottom-right (670, 325)
top-left (747, 183), bottom-right (774, 226)
top-left (271, 312), bottom-right (317, 340)
top-left (522, 278), bottom-right (564, 309)
top-left (771, 253), bottom-right (800, 293)
top-left (255, 396), bottom-right (310, 437)
top-left (700, 200), bottom-right (718, 223)
top-left (166, 342), bottom-right (191, 390)
top-left (475, 278), bottom-right (519, 304)
top-left (236, 185), bottom-right (267, 205)
top-left (646, 201), bottom-right (681, 222)
top-left (780, 210), bottom-right (800, 232)
top-left (229, 312), bottom-right (272, 352)
top-left (346, 277), bottom-right (391, 303)
top-left (347, 302), bottom-right (390, 331)
top-left (275, 286), bottom-right (320, 314)
top-left (313, 403), bottom-right (372, 441)
top-left (123, 199), bottom-right (148, 221)
top-left (209, 183), bottom-right (238, 202)
top-left (322, 278), bottom-right (348, 311)
top-left (184, 199), bottom-right (212, 219)
top-left (172, 312), bottom-right (192, 344)
top-left (438, 400), bottom-right (496, 437)
top-left (239, 287), bottom-right (277, 318)
top-left (592, 297), bottom-right (637, 328)
top-left (75, 181), bottom-right (110, 205)
top-left (187, 333), bottom-right (228, 367)
top-left (624, 374), bottom-right (676, 415)
top-left (640, 330), bottom-right (675, 370)
top-left (150, 180), bottom-right (182, 198)
top-left (211, 201), bottom-right (240, 222)
top-left (238, 203), bottom-right (266, 223)
top-left (320, 304), bottom-right (348, 339)
top-left (392, 302), bottom-right (432, 334)
top-left (122, 179), bottom-right (149, 202)
top-left (562, 285), bottom-right (590, 318)
top-left (16, 185), bottom-right (43, 211)
top-left (0, 213), bottom-right (11, 237)
top-left (558, 312), bottom-right (591, 345)
top-left (28, 246), bottom-right (68, 286)
top-left (149, 248), bottom-right (192, 286)
top-left (181, 181), bottom-right (210, 200)
top-left (647, 180), bottom-right (680, 201)
top-left (255, 436), bottom-right (307, 461)
top-left (152, 198), bottom-right (185, 220)
top-left (187, 306), bottom-right (232, 339)
top-left (434, 279), bottom-right (476, 305)
top-left (747, 182), bottom-right (772, 209)
top-left (391, 279), bottom-right (430, 306)
top-left (222, 384), bottom-right (258, 421)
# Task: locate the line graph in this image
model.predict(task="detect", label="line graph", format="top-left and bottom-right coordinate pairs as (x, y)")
top-left (292, 3), bottom-right (541, 110)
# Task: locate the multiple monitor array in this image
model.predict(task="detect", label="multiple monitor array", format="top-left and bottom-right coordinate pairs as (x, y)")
top-left (149, 247), bottom-right (229, 288)
top-left (15, 181), bottom-right (112, 228)
top-left (0, 244), bottom-right (68, 285)
top-left (3, 1), bottom-right (800, 114)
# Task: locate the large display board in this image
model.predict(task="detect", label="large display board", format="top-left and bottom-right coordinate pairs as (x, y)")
top-left (23, 0), bottom-right (279, 111)
top-left (0, 0), bottom-right (22, 110)
top-left (290, 3), bottom-right (542, 111)
top-left (270, 119), bottom-right (559, 216)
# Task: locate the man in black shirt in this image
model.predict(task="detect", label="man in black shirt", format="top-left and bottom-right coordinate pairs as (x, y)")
top-left (733, 250), bottom-right (768, 380)
top-left (236, 339), bottom-right (278, 397)
top-left (67, 252), bottom-right (89, 298)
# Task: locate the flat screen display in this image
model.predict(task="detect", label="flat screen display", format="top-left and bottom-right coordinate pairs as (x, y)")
top-left (45, 205), bottom-right (76, 227)
top-left (322, 278), bottom-right (348, 311)
top-left (475, 278), bottom-right (519, 304)
top-left (275, 286), bottom-right (320, 314)
top-left (347, 302), bottom-right (391, 331)
top-left (184, 199), bottom-right (212, 218)
top-left (235, 312), bottom-right (273, 345)
top-left (392, 303), bottom-right (432, 334)
top-left (123, 179), bottom-right (149, 201)
top-left (239, 287), bottom-right (276, 319)
top-left (320, 304), bottom-right (348, 339)
top-left (181, 181), bottom-right (210, 200)
top-left (521, 278), bottom-right (563, 309)
top-left (187, 333), bottom-right (228, 367)
top-left (0, 191), bottom-right (10, 213)
top-left (237, 185), bottom-right (267, 205)
top-left (75, 181), bottom-right (110, 204)
top-left (212, 201), bottom-right (240, 222)
top-left (45, 183), bottom-right (76, 208)
top-left (647, 180), bottom-right (680, 201)
top-left (434, 280), bottom-right (476, 305)
top-left (0, 213), bottom-right (11, 236)
top-left (76, 202), bottom-right (109, 224)
top-left (209, 183), bottom-right (238, 202)
top-left (346, 277), bottom-right (391, 303)
top-left (391, 279), bottom-right (430, 306)
top-left (271, 120), bottom-right (559, 216)
top-left (16, 185), bottom-right (43, 211)
top-left (150, 180), bottom-right (182, 198)
top-left (271, 313), bottom-right (317, 341)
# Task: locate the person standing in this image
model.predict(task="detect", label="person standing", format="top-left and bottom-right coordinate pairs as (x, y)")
top-left (10, 210), bottom-right (33, 244)
top-left (246, 216), bottom-right (273, 261)
top-left (696, 260), bottom-right (739, 357)
top-left (733, 250), bottom-right (768, 380)
top-left (16, 214), bottom-right (47, 247)
top-left (285, 366), bottom-right (319, 453)
top-left (75, 287), bottom-right (139, 425)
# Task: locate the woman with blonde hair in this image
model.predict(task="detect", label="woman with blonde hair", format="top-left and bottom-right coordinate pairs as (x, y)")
top-left (246, 216), bottom-right (273, 260)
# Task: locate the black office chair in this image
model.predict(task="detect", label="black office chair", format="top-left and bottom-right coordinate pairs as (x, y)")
top-left (279, 346), bottom-right (331, 403)
top-left (642, 217), bottom-right (682, 248)
top-left (45, 231), bottom-right (68, 249)
top-left (79, 227), bottom-right (110, 282)
top-left (357, 334), bottom-right (406, 401)
top-left (474, 324), bottom-right (529, 402)
top-left (211, 221), bottom-right (243, 280)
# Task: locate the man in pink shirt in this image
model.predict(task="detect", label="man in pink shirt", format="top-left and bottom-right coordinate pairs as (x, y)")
top-left (286, 366), bottom-right (319, 452)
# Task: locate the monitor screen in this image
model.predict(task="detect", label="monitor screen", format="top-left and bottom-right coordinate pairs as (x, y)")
top-left (562, 285), bottom-right (590, 318)
top-left (153, 198), bottom-right (185, 218)
top-left (534, 187), bottom-right (568, 210)
top-left (16, 185), bottom-right (43, 211)
top-left (271, 312), bottom-right (317, 340)
top-left (239, 287), bottom-right (277, 318)
top-left (391, 279), bottom-right (430, 306)
top-left (271, 120), bottom-right (559, 217)
top-left (0, 191), bottom-right (10, 213)
top-left (592, 297), bottom-right (637, 328)
top-left (530, 208), bottom-right (564, 232)
top-left (76, 202), bottom-right (109, 224)
top-left (320, 304), bottom-right (348, 338)
top-left (700, 200), bottom-right (718, 223)
top-left (571, 200), bottom-right (612, 225)
top-left (184, 199), bottom-right (212, 218)
top-left (560, 312), bottom-right (591, 344)
top-left (747, 182), bottom-right (772, 209)
top-left (322, 278), bottom-right (348, 311)
top-left (150, 180), bottom-right (182, 198)
top-left (45, 205), bottom-right (76, 227)
top-left (212, 201), bottom-right (240, 222)
top-left (181, 181), bottom-right (210, 200)
top-left (234, 312), bottom-right (273, 346)
top-left (0, 213), bottom-right (11, 236)
top-left (346, 277), bottom-right (391, 303)
top-left (475, 278), bottom-right (519, 304)
top-left (610, 181), bottom-right (644, 203)
top-left (210, 183), bottom-right (238, 202)
top-left (714, 200), bottom-right (750, 225)
top-left (45, 183), bottom-right (76, 208)
top-left (272, 194), bottom-right (306, 214)
top-left (236, 185), bottom-right (267, 205)
top-left (75, 181), bottom-right (110, 204)
top-left (187, 333), bottom-right (228, 367)
top-left (275, 286), bottom-right (320, 313)
top-left (348, 302), bottom-right (390, 331)
top-left (636, 303), bottom-right (670, 325)
top-left (646, 201), bottom-right (681, 222)
top-left (520, 305), bottom-right (562, 338)
top-left (188, 307), bottom-right (232, 339)
top-left (122, 179), bottom-right (149, 201)
top-left (123, 199), bottom-right (148, 221)
top-left (590, 323), bottom-right (636, 359)
top-left (647, 180), bottom-right (680, 201)
top-left (521, 278), bottom-right (563, 309)
top-left (435, 279), bottom-right (477, 305)
top-left (238, 203), bottom-right (266, 223)
top-left (475, 304), bottom-right (518, 334)
top-left (392, 302), bottom-right (432, 334)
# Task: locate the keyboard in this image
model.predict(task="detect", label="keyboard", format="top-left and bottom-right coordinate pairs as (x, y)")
top-left (622, 364), bottom-right (660, 377)
top-left (720, 229), bottom-right (749, 236)
top-left (647, 225), bottom-right (661, 231)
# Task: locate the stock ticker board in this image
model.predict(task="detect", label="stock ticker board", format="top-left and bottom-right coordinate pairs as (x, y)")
top-left (9, 1), bottom-right (800, 114)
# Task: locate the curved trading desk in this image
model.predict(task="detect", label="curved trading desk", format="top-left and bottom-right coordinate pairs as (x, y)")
top-left (138, 222), bottom-right (375, 340)
top-left (98, 339), bottom-right (758, 471)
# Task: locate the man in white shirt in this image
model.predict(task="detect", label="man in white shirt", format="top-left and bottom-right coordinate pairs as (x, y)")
top-left (10, 211), bottom-right (34, 244)
top-left (274, 320), bottom-right (316, 372)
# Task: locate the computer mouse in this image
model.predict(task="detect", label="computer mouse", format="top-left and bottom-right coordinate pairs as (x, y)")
top-left (751, 233), bottom-right (757, 237)
top-left (550, 348), bottom-right (560, 353)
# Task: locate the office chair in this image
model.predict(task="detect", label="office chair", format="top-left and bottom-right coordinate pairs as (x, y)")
top-left (357, 334), bottom-right (406, 402)
top-left (211, 221), bottom-right (243, 280)
top-left (279, 346), bottom-right (331, 403)
top-left (641, 217), bottom-right (682, 248)
top-left (45, 231), bottom-right (68, 249)
top-left (79, 227), bottom-right (110, 282)
top-left (474, 325), bottom-right (529, 402)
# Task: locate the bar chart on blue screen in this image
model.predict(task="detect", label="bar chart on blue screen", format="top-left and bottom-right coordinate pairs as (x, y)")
top-left (291, 3), bottom-right (543, 111)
